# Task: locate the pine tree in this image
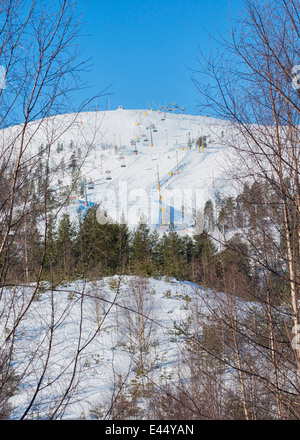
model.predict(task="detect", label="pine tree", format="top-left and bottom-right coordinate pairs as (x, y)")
top-left (158, 223), bottom-right (187, 279)
top-left (115, 218), bottom-right (131, 273)
top-left (56, 213), bottom-right (76, 277)
top-left (204, 199), bottom-right (215, 232)
top-left (193, 230), bottom-right (218, 286)
top-left (130, 216), bottom-right (154, 275)
top-left (43, 217), bottom-right (58, 278)
top-left (219, 233), bottom-right (252, 298)
top-left (77, 205), bottom-right (128, 277)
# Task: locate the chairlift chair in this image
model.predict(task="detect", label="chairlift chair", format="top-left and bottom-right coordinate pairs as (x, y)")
top-left (88, 181), bottom-right (95, 190)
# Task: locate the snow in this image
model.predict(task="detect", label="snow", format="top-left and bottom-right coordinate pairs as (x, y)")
top-left (1, 107), bottom-right (237, 234)
top-left (0, 109), bottom-right (248, 419)
top-left (4, 276), bottom-right (219, 419)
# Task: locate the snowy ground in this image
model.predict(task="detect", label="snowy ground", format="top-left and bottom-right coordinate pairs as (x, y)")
top-left (4, 276), bottom-right (222, 419)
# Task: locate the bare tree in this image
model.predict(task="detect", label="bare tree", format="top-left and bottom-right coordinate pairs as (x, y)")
top-left (192, 0), bottom-right (300, 417)
top-left (0, 0), bottom-right (105, 419)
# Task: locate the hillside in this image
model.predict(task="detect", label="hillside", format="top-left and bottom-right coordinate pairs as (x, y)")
top-left (64, 108), bottom-right (233, 232)
top-left (3, 107), bottom-right (235, 233)
top-left (2, 108), bottom-right (299, 421)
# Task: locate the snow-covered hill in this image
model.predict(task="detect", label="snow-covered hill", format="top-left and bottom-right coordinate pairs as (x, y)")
top-left (3, 107), bottom-right (235, 233)
top-left (0, 110), bottom-right (271, 420)
top-left (68, 108), bottom-right (233, 232)
top-left (6, 275), bottom-right (233, 419)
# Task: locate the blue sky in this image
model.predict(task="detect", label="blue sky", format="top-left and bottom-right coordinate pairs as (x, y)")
top-left (77, 0), bottom-right (244, 115)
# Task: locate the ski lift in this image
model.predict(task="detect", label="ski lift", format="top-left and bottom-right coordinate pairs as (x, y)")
top-left (106, 170), bottom-right (112, 180)
top-left (119, 156), bottom-right (126, 167)
top-left (153, 128), bottom-right (157, 132)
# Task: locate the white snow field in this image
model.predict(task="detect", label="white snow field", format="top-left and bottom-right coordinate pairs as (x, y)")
top-left (5, 276), bottom-right (226, 419)
top-left (2, 107), bottom-right (237, 233)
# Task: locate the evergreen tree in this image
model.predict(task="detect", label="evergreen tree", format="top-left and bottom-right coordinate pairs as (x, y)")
top-left (56, 213), bottom-right (76, 277)
top-left (219, 233), bottom-right (252, 298)
top-left (77, 205), bottom-right (128, 276)
top-left (193, 230), bottom-right (218, 286)
top-left (218, 197), bottom-right (235, 231)
top-left (43, 217), bottom-right (58, 278)
top-left (115, 220), bottom-right (131, 273)
top-left (130, 215), bottom-right (155, 275)
top-left (204, 199), bottom-right (215, 232)
top-left (157, 223), bottom-right (187, 279)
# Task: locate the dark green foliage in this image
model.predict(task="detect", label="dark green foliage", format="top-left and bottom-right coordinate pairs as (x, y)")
top-left (203, 199), bottom-right (214, 231)
top-left (193, 230), bottom-right (219, 287)
top-left (76, 205), bottom-right (130, 277)
top-left (221, 234), bottom-right (251, 278)
top-left (129, 217), bottom-right (157, 275)
top-left (156, 223), bottom-right (188, 278)
top-left (12, 175), bottom-right (291, 305)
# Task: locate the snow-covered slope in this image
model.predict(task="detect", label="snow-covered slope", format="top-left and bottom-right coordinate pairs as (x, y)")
top-left (72, 108), bottom-right (232, 231)
top-left (2, 107), bottom-right (236, 232)
top-left (5, 276), bottom-right (228, 419)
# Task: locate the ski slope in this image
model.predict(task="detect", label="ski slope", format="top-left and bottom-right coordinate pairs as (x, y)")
top-left (2, 107), bottom-right (236, 233)
top-left (63, 107), bottom-right (234, 232)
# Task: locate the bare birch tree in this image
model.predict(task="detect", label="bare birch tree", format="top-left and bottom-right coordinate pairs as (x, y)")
top-left (0, 0), bottom-right (105, 419)
top-left (192, 0), bottom-right (300, 417)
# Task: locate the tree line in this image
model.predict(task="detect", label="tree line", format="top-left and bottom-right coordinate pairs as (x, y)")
top-left (5, 201), bottom-right (255, 296)
top-left (5, 174), bottom-right (291, 308)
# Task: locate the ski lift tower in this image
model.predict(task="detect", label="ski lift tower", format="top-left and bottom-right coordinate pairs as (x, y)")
top-left (170, 102), bottom-right (178, 113)
top-left (156, 166), bottom-right (165, 230)
top-left (130, 139), bottom-right (139, 155)
top-left (146, 124), bottom-right (156, 147)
